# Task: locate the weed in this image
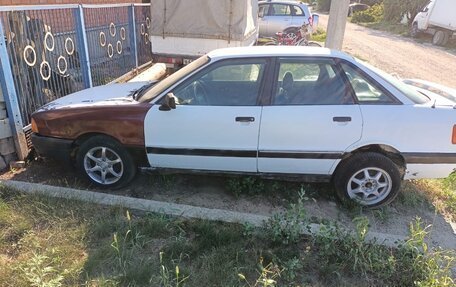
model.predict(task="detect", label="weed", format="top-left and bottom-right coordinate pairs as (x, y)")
top-left (280, 257), bottom-right (302, 281)
top-left (18, 253), bottom-right (65, 287)
top-left (238, 257), bottom-right (282, 287)
top-left (227, 176), bottom-right (265, 197)
top-left (158, 252), bottom-right (188, 287)
top-left (310, 27), bottom-right (327, 42)
top-left (264, 187), bottom-right (308, 245)
top-left (395, 218), bottom-right (456, 287)
top-left (351, 4), bottom-right (384, 24)
top-left (110, 210), bottom-right (148, 278)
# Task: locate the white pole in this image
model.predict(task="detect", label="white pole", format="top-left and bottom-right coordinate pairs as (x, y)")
top-left (325, 0), bottom-right (350, 50)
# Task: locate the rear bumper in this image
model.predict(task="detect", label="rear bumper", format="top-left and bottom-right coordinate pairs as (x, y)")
top-left (404, 163), bottom-right (456, 179)
top-left (31, 133), bottom-right (73, 163)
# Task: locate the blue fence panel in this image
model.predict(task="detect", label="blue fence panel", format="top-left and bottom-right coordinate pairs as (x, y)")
top-left (0, 3), bottom-right (152, 130)
top-left (0, 6), bottom-right (84, 126)
top-left (134, 5), bottom-right (152, 67)
top-left (83, 5), bottom-right (135, 87)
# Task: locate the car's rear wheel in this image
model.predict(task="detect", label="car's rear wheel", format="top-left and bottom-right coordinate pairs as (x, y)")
top-left (76, 135), bottom-right (136, 188)
top-left (432, 30), bottom-right (446, 46)
top-left (333, 152), bottom-right (401, 208)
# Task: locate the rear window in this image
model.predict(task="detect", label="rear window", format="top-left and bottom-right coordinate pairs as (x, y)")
top-left (357, 60), bottom-right (430, 104)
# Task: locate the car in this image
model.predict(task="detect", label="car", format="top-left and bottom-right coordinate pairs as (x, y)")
top-left (31, 46), bottom-right (456, 208)
top-left (258, 1), bottom-right (315, 38)
top-left (402, 79), bottom-right (456, 104)
top-left (348, 3), bottom-right (370, 17)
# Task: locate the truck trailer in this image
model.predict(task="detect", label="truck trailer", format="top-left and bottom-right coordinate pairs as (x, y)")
top-left (150, 0), bottom-right (259, 69)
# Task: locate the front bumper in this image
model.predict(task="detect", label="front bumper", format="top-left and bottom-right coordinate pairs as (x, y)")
top-left (31, 133), bottom-right (73, 163)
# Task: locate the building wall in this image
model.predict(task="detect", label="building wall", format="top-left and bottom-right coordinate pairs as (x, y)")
top-left (0, 0), bottom-right (144, 5)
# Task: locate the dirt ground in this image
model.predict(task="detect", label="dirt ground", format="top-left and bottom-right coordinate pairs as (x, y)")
top-left (318, 14), bottom-right (456, 88)
top-left (1, 158), bottom-right (455, 250)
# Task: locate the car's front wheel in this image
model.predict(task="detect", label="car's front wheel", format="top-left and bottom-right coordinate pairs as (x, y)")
top-left (76, 135), bottom-right (136, 188)
top-left (333, 152), bottom-right (401, 208)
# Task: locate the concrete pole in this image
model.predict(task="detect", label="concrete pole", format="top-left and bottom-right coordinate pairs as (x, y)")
top-left (325, 0), bottom-right (350, 50)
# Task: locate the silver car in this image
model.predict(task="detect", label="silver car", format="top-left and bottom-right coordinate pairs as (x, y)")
top-left (258, 0), bottom-right (314, 37)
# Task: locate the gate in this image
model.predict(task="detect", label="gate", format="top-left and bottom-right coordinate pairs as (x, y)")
top-left (0, 3), bottom-right (152, 160)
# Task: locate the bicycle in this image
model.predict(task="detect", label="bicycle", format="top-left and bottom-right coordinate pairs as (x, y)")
top-left (263, 23), bottom-right (322, 47)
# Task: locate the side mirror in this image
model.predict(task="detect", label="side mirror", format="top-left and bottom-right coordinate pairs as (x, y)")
top-left (259, 10), bottom-right (264, 18)
top-left (422, 7), bottom-right (429, 12)
top-left (312, 14), bottom-right (319, 27)
top-left (159, 93), bottom-right (177, 111)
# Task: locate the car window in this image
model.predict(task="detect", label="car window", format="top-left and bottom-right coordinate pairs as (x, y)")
top-left (270, 4), bottom-right (291, 16)
top-left (259, 4), bottom-right (270, 17)
top-left (356, 60), bottom-right (429, 104)
top-left (171, 60), bottom-right (266, 106)
top-left (341, 63), bottom-right (396, 104)
top-left (273, 60), bottom-right (352, 105)
top-left (292, 5), bottom-right (304, 16)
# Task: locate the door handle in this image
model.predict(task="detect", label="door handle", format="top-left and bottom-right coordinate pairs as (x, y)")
top-left (333, 116), bottom-right (351, 122)
top-left (235, 117), bottom-right (255, 122)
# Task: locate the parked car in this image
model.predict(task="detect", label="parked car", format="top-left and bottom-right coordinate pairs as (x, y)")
top-left (348, 3), bottom-right (370, 17)
top-left (403, 79), bottom-right (456, 104)
top-left (31, 47), bottom-right (456, 208)
top-left (258, 1), bottom-right (315, 37)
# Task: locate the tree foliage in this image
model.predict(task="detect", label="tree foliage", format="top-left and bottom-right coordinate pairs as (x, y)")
top-left (383, 0), bottom-right (428, 25)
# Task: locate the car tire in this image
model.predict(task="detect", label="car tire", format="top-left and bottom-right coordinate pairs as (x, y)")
top-left (76, 135), bottom-right (136, 188)
top-left (432, 30), bottom-right (446, 46)
top-left (410, 22), bottom-right (420, 38)
top-left (333, 152), bottom-right (401, 208)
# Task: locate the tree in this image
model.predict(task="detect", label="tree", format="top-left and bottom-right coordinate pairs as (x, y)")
top-left (383, 0), bottom-right (428, 25)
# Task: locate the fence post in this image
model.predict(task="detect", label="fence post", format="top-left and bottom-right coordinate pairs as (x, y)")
top-left (0, 22), bottom-right (29, 161)
top-left (129, 4), bottom-right (138, 68)
top-left (74, 5), bottom-right (93, 88)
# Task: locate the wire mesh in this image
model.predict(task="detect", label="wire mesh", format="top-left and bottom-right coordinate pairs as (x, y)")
top-left (0, 7), bottom-right (83, 126)
top-left (0, 4), bottom-right (151, 127)
top-left (135, 5), bottom-right (152, 66)
top-left (84, 5), bottom-right (135, 86)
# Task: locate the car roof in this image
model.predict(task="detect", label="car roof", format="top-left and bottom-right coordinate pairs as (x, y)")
top-left (259, 0), bottom-right (307, 5)
top-left (207, 46), bottom-right (354, 62)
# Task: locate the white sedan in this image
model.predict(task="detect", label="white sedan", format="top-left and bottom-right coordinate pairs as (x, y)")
top-left (31, 47), bottom-right (456, 208)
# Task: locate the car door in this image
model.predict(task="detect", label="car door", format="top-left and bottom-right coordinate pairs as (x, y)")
top-left (291, 4), bottom-right (308, 27)
top-left (265, 3), bottom-right (292, 36)
top-left (258, 58), bottom-right (363, 175)
top-left (144, 58), bottom-right (269, 172)
top-left (258, 3), bottom-right (270, 37)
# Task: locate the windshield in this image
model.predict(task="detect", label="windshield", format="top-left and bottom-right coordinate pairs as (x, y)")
top-left (356, 59), bottom-right (430, 104)
top-left (139, 55), bottom-right (210, 102)
top-left (402, 79), bottom-right (456, 103)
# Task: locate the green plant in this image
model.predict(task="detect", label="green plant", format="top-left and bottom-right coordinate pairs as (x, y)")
top-left (351, 4), bottom-right (384, 24)
top-left (310, 27), bottom-right (327, 42)
top-left (227, 176), bottom-right (265, 197)
top-left (158, 252), bottom-right (189, 287)
top-left (110, 210), bottom-right (148, 278)
top-left (18, 253), bottom-right (65, 287)
top-left (238, 257), bottom-right (282, 287)
top-left (280, 257), bottom-right (302, 281)
top-left (396, 218), bottom-right (456, 287)
top-left (383, 0), bottom-right (428, 25)
top-left (264, 187), bottom-right (308, 245)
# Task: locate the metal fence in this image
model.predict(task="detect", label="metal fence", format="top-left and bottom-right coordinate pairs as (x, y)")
top-left (0, 3), bottom-right (152, 128)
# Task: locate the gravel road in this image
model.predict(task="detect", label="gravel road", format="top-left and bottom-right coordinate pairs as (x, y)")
top-left (318, 14), bottom-right (456, 88)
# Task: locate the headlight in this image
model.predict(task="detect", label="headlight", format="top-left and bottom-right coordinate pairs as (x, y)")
top-left (31, 118), bottom-right (38, 133)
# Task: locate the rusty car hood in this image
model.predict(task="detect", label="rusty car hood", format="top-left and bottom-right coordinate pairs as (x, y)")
top-left (38, 82), bottom-right (151, 111)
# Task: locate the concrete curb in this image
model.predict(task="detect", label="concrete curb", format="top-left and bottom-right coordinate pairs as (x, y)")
top-left (1, 180), bottom-right (407, 248)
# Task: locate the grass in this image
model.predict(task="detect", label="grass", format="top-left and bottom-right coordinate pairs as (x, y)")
top-left (1, 184), bottom-right (454, 286)
top-left (310, 27), bottom-right (327, 43)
